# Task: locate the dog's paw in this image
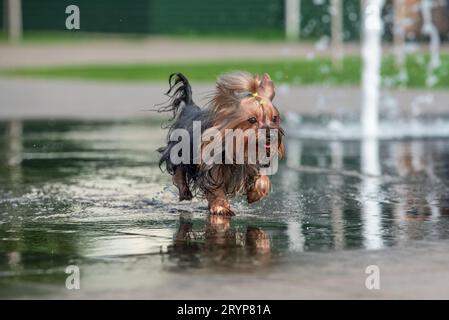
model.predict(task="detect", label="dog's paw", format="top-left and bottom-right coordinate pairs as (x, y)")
top-left (209, 205), bottom-right (235, 216)
top-left (247, 190), bottom-right (266, 203)
top-left (247, 176), bottom-right (271, 203)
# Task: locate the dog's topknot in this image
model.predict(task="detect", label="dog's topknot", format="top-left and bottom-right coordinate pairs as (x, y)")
top-left (215, 71), bottom-right (261, 98)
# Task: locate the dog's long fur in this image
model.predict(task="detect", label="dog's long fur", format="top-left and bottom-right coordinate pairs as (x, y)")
top-left (158, 71), bottom-right (284, 215)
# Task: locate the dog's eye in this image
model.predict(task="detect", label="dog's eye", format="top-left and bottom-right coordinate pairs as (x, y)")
top-left (272, 116), bottom-right (278, 122)
top-left (248, 117), bottom-right (257, 124)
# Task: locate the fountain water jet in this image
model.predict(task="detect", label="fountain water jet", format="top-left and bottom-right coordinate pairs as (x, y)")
top-left (360, 1), bottom-right (383, 248)
top-left (284, 0), bottom-right (449, 141)
top-left (420, 0), bottom-right (441, 87)
top-left (361, 0), bottom-right (384, 139)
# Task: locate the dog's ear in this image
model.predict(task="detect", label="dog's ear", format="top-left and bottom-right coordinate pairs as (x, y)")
top-left (278, 140), bottom-right (285, 160)
top-left (259, 73), bottom-right (275, 101)
top-left (277, 126), bottom-right (285, 160)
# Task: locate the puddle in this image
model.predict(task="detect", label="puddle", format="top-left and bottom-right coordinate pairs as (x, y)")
top-left (1, 119), bottom-right (449, 298)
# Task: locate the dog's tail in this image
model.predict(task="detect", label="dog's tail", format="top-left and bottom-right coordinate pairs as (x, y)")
top-left (157, 73), bottom-right (194, 121)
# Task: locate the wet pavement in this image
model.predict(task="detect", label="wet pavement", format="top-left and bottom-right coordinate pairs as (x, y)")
top-left (1, 119), bottom-right (449, 299)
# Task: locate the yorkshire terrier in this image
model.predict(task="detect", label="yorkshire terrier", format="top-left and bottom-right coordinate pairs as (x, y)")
top-left (158, 71), bottom-right (284, 216)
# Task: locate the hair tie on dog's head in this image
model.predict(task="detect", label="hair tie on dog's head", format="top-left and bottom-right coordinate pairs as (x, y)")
top-left (234, 91), bottom-right (254, 99)
top-left (252, 92), bottom-right (258, 97)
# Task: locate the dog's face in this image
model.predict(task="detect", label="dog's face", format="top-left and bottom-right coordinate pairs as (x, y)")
top-left (234, 74), bottom-right (285, 162)
top-left (204, 72), bottom-right (285, 168)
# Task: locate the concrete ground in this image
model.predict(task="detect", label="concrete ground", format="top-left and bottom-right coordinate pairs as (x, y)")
top-left (0, 38), bottom-right (354, 68)
top-left (1, 38), bottom-right (448, 68)
top-left (17, 239), bottom-right (449, 299)
top-left (1, 77), bottom-right (448, 120)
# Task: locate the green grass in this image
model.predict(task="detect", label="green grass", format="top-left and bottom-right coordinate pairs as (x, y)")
top-left (0, 31), bottom-right (152, 44)
top-left (0, 30), bottom-right (289, 44)
top-left (2, 55), bottom-right (449, 89)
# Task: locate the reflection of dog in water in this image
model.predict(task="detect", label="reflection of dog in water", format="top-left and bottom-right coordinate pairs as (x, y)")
top-left (167, 214), bottom-right (271, 268)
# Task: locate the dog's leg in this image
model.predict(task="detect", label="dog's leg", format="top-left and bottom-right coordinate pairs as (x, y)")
top-left (173, 166), bottom-right (193, 201)
top-left (246, 175), bottom-right (271, 204)
top-left (206, 189), bottom-right (235, 216)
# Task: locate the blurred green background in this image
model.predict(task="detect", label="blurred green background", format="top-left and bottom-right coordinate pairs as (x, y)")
top-left (0, 0), bottom-right (362, 40)
top-left (0, 1), bottom-right (448, 88)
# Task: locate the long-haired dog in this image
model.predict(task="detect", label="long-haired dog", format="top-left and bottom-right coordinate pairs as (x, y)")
top-left (158, 71), bottom-right (284, 216)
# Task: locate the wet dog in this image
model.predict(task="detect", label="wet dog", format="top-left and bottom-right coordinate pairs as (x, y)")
top-left (158, 72), bottom-right (284, 215)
